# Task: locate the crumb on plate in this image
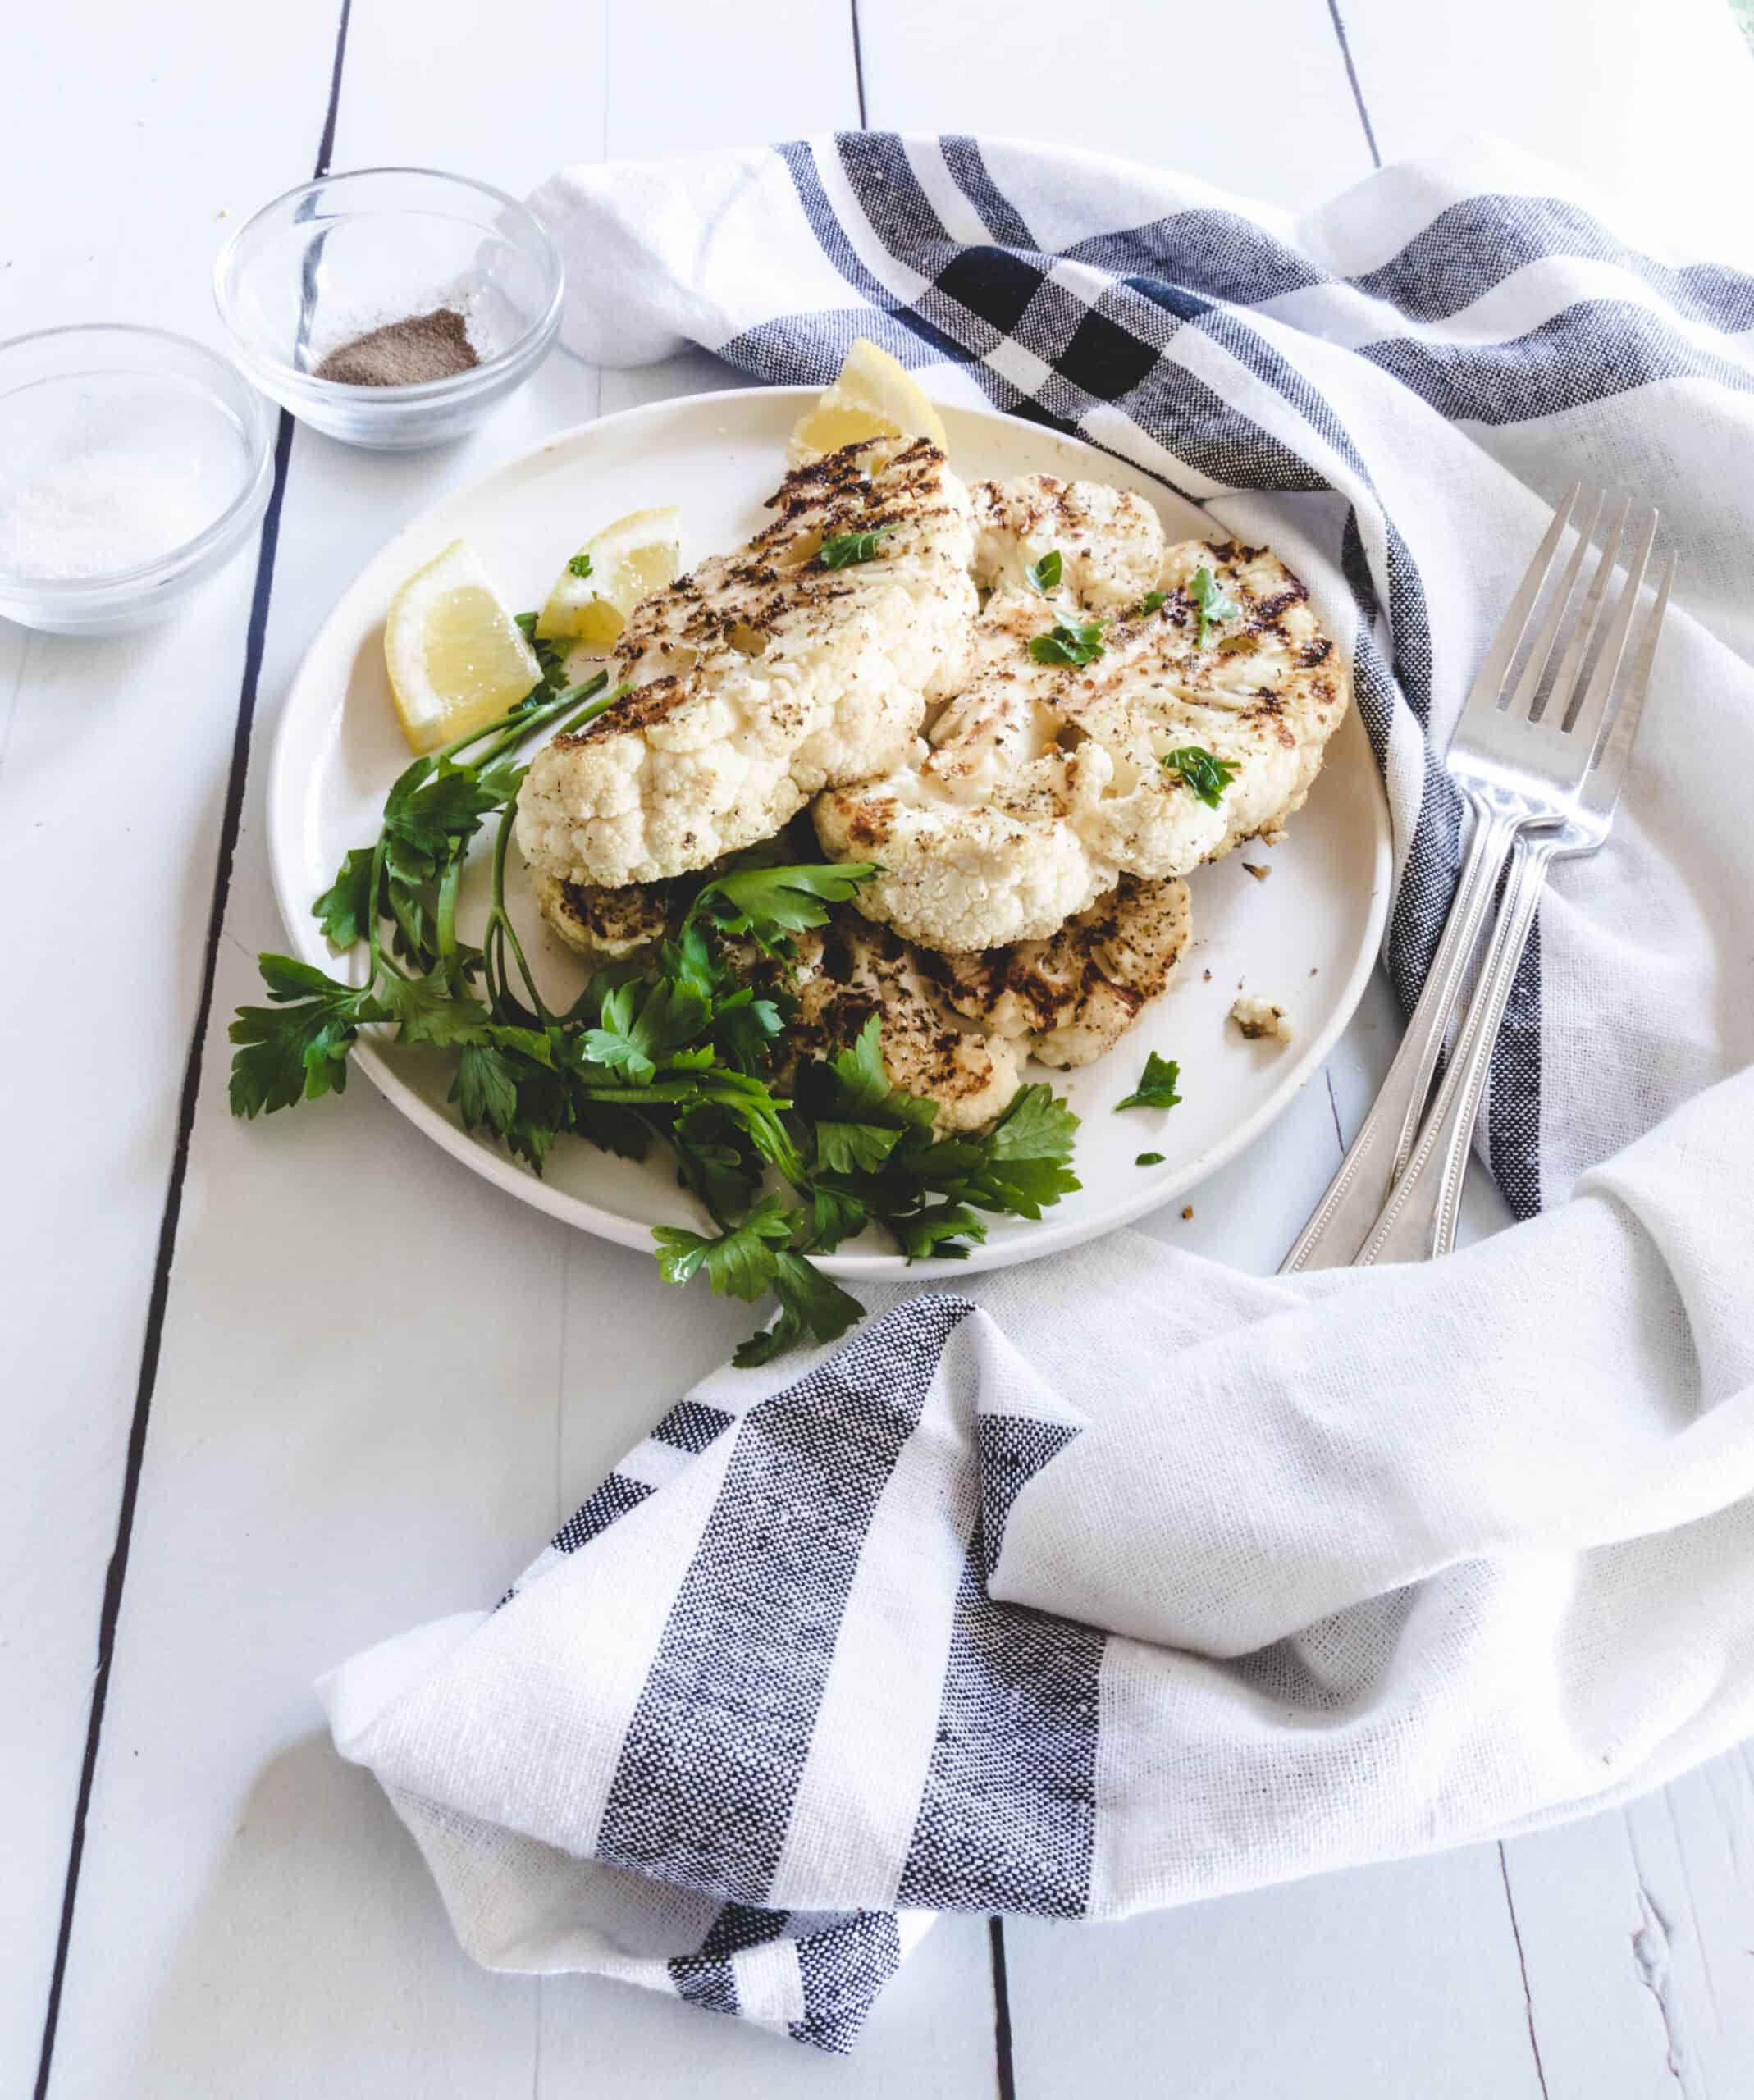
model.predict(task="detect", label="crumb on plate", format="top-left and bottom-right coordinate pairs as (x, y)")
top-left (1231, 993), bottom-right (1293, 1044)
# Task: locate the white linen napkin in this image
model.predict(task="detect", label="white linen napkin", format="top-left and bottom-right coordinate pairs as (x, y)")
top-left (323, 135), bottom-right (1754, 2051)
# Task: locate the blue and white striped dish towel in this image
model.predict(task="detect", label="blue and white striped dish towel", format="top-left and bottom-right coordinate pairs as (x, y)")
top-left (322, 135), bottom-right (1754, 2051)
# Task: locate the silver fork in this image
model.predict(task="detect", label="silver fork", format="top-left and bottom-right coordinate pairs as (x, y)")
top-left (1360, 533), bottom-right (1674, 1263)
top-left (1282, 485), bottom-right (1621, 1274)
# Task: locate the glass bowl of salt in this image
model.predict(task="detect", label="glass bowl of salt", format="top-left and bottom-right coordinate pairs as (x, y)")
top-left (0, 324), bottom-right (276, 636)
top-left (214, 167), bottom-right (564, 450)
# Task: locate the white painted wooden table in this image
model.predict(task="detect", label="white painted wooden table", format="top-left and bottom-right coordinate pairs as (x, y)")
top-left (7, 4), bottom-right (1754, 2093)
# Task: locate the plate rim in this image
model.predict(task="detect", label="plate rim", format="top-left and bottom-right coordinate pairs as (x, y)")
top-left (267, 385), bottom-right (1391, 1278)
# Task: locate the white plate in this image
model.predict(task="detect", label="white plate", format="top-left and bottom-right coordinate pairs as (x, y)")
top-left (269, 388), bottom-right (1390, 1278)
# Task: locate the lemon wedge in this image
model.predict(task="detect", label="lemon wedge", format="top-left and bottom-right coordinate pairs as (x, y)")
top-left (788, 338), bottom-right (948, 465)
top-left (383, 539), bottom-right (542, 755)
top-left (534, 506), bottom-right (683, 650)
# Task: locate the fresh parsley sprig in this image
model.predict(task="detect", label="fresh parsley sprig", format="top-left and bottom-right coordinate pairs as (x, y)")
top-left (641, 1007), bottom-right (1083, 1363)
top-left (655, 1196), bottom-right (865, 1367)
top-left (1190, 564), bottom-right (1241, 647)
top-left (687, 860), bottom-right (879, 957)
top-left (1029, 616), bottom-right (1107, 667)
top-left (1161, 746), bottom-right (1238, 810)
top-left (514, 609), bottom-right (578, 698)
top-left (792, 1020), bottom-right (1080, 1258)
top-left (1023, 549), bottom-right (1063, 596)
top-left (231, 670), bottom-right (621, 1124)
top-left (819, 525), bottom-right (898, 568)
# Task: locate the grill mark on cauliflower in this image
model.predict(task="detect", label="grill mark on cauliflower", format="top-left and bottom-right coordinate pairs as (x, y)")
top-left (536, 859), bottom-right (1190, 1119)
top-left (514, 436), bottom-right (975, 889)
top-left (816, 534), bottom-right (1346, 952)
top-left (532, 870), bottom-right (682, 962)
top-left (789, 915), bottom-right (1024, 1132)
top-left (924, 874), bottom-right (1191, 1068)
top-left (531, 872), bottom-right (1024, 1131)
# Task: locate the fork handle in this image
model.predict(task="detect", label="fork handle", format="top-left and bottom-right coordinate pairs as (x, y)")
top-left (1359, 832), bottom-right (1557, 1266)
top-left (1279, 794), bottom-right (1520, 1274)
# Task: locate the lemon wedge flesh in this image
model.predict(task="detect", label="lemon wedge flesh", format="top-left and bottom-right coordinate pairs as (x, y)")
top-left (788, 338), bottom-right (948, 465)
top-left (384, 539), bottom-right (542, 755)
top-left (534, 506), bottom-right (683, 650)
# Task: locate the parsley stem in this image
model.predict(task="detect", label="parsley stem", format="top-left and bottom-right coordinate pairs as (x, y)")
top-left (440, 672), bottom-right (610, 769)
top-left (436, 856), bottom-right (460, 963)
top-left (365, 833), bottom-right (389, 989)
top-left (573, 1084), bottom-right (795, 1107)
top-left (472, 679), bottom-right (629, 1027)
top-left (487, 797), bottom-right (551, 1025)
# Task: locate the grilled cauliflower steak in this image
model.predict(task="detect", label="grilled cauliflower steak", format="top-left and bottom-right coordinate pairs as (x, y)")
top-left (971, 474), bottom-right (1165, 609)
top-left (514, 437), bottom-right (976, 890)
top-left (926, 874), bottom-right (1191, 1068)
top-left (532, 870), bottom-right (680, 962)
top-left (1063, 540), bottom-right (1344, 876)
top-left (815, 536), bottom-right (1345, 952)
top-left (790, 915), bottom-right (1024, 1133)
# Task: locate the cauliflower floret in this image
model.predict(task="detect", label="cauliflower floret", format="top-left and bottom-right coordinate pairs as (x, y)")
top-left (790, 915), bottom-right (1023, 1132)
top-left (814, 588), bottom-right (1120, 950)
top-left (971, 474), bottom-right (1165, 609)
top-left (925, 874), bottom-right (1191, 1067)
top-left (1231, 993), bottom-right (1294, 1043)
top-left (515, 438), bottom-right (975, 889)
top-left (817, 536), bottom-right (1346, 952)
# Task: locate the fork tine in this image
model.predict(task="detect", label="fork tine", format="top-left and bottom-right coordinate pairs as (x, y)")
top-left (1540, 493), bottom-right (1628, 731)
top-left (1460, 483), bottom-right (1579, 719)
top-left (1505, 489), bottom-right (1604, 723)
top-left (1566, 509), bottom-right (1658, 756)
top-left (1590, 550), bottom-right (1677, 800)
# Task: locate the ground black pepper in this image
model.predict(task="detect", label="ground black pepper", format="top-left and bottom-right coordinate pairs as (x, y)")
top-left (314, 307), bottom-right (479, 386)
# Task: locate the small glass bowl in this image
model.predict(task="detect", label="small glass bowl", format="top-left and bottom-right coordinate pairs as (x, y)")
top-left (215, 167), bottom-right (564, 451)
top-left (0, 324), bottom-right (276, 637)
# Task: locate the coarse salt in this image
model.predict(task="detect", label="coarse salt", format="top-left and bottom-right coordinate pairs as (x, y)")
top-left (0, 391), bottom-right (245, 581)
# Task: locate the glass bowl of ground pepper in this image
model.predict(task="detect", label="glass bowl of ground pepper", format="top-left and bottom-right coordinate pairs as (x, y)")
top-left (215, 167), bottom-right (564, 450)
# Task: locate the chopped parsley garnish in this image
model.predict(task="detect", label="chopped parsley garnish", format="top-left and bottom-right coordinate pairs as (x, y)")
top-left (227, 655), bottom-right (1083, 1366)
top-left (1135, 1151), bottom-right (1165, 1166)
top-left (1135, 589), bottom-right (1168, 616)
top-left (1023, 549), bottom-right (1063, 596)
top-left (1029, 617), bottom-right (1106, 668)
top-left (1162, 746), bottom-right (1239, 810)
top-left (1115, 1052), bottom-right (1184, 1112)
top-left (567, 552), bottom-right (594, 579)
top-left (819, 524), bottom-right (898, 568)
top-left (1191, 564), bottom-right (1241, 646)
